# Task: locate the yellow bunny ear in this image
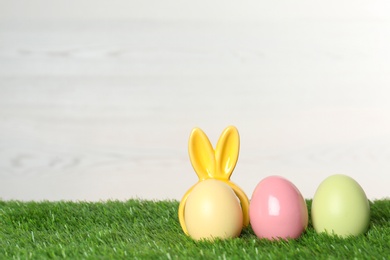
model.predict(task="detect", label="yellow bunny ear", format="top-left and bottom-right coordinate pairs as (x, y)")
top-left (215, 126), bottom-right (240, 180)
top-left (188, 127), bottom-right (215, 180)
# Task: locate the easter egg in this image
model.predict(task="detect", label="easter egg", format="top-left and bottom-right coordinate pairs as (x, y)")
top-left (184, 179), bottom-right (243, 240)
top-left (249, 176), bottom-right (308, 240)
top-left (311, 174), bottom-right (370, 237)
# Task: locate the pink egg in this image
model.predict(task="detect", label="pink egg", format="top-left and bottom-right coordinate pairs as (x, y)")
top-left (249, 176), bottom-right (308, 240)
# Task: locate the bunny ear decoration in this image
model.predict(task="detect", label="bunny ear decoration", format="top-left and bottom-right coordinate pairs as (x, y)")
top-left (188, 127), bottom-right (216, 180)
top-left (189, 126), bottom-right (239, 180)
top-left (215, 126), bottom-right (240, 180)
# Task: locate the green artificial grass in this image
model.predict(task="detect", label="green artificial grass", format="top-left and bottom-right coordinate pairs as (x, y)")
top-left (0, 199), bottom-right (389, 259)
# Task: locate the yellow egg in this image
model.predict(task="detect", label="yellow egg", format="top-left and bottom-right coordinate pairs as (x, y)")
top-left (184, 179), bottom-right (243, 240)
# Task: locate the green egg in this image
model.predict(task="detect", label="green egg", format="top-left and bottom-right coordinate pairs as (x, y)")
top-left (311, 174), bottom-right (370, 237)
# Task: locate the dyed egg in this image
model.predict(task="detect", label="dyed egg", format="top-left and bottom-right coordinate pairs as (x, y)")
top-left (184, 179), bottom-right (243, 240)
top-left (311, 174), bottom-right (370, 237)
top-left (249, 176), bottom-right (308, 240)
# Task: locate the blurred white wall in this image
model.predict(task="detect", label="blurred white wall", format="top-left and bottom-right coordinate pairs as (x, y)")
top-left (0, 0), bottom-right (389, 201)
top-left (1, 0), bottom-right (389, 22)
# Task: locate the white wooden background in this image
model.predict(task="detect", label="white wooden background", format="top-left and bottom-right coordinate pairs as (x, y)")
top-left (0, 0), bottom-right (389, 201)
